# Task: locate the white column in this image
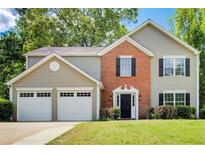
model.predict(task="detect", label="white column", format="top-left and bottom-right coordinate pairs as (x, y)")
top-left (135, 91), bottom-right (139, 120)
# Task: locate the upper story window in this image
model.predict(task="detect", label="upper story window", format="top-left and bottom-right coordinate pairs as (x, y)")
top-left (159, 56), bottom-right (189, 77)
top-left (116, 56), bottom-right (136, 77)
top-left (120, 58), bottom-right (132, 77)
top-left (164, 57), bottom-right (185, 77)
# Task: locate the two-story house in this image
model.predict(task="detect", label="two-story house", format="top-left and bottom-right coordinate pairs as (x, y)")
top-left (7, 19), bottom-right (200, 121)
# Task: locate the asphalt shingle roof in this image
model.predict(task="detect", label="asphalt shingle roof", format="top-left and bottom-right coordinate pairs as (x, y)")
top-left (26, 47), bottom-right (106, 56)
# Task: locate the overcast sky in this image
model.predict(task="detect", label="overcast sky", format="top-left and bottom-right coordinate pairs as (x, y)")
top-left (0, 8), bottom-right (175, 33)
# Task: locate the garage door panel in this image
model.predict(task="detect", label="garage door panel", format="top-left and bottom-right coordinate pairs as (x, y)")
top-left (57, 91), bottom-right (92, 121)
top-left (17, 91), bottom-right (52, 121)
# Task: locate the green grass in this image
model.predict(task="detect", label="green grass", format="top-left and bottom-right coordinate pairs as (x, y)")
top-left (48, 120), bottom-right (205, 145)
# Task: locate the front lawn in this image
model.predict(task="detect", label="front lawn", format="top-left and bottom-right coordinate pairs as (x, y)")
top-left (48, 120), bottom-right (205, 145)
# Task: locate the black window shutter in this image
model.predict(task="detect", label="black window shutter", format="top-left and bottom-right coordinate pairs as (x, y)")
top-left (186, 58), bottom-right (190, 76)
top-left (131, 58), bottom-right (136, 76)
top-left (159, 58), bottom-right (163, 77)
top-left (186, 93), bottom-right (190, 106)
top-left (159, 93), bottom-right (163, 106)
top-left (116, 58), bottom-right (120, 76)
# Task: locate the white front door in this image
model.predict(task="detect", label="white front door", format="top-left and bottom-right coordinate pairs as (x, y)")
top-left (17, 91), bottom-right (52, 121)
top-left (57, 91), bottom-right (92, 121)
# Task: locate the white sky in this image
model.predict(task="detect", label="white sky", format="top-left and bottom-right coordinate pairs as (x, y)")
top-left (0, 8), bottom-right (16, 32)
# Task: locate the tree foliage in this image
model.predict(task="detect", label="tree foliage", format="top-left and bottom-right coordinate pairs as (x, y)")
top-left (0, 32), bottom-right (25, 98)
top-left (0, 8), bottom-right (138, 98)
top-left (15, 8), bottom-right (138, 52)
top-left (173, 8), bottom-right (205, 107)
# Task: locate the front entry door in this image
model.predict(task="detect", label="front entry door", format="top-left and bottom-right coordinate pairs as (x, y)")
top-left (120, 94), bottom-right (131, 118)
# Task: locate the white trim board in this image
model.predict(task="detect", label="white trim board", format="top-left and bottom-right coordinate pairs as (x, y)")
top-left (162, 90), bottom-right (186, 93)
top-left (196, 54), bottom-right (200, 118)
top-left (97, 36), bottom-right (154, 57)
top-left (162, 55), bottom-right (187, 58)
top-left (128, 19), bottom-right (200, 55)
top-left (7, 52), bottom-right (100, 86)
top-left (56, 87), bottom-right (94, 91)
top-left (16, 87), bottom-right (53, 91)
top-left (119, 55), bottom-right (133, 58)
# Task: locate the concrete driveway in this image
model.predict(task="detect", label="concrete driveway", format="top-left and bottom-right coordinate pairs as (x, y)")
top-left (0, 122), bottom-right (80, 145)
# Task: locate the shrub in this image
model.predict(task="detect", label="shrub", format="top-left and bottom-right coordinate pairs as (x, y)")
top-left (190, 114), bottom-right (196, 119)
top-left (156, 106), bottom-right (177, 119)
top-left (200, 108), bottom-right (205, 119)
top-left (153, 112), bottom-right (160, 119)
top-left (99, 108), bottom-right (114, 120)
top-left (176, 106), bottom-right (196, 119)
top-left (0, 98), bottom-right (12, 121)
top-left (114, 108), bottom-right (120, 120)
top-left (149, 107), bottom-right (155, 119)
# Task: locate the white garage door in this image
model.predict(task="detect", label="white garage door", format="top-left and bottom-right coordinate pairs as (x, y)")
top-left (57, 91), bottom-right (92, 121)
top-left (17, 91), bottom-right (52, 121)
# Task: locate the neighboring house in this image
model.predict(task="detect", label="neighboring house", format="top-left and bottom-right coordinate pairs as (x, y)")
top-left (7, 19), bottom-right (200, 121)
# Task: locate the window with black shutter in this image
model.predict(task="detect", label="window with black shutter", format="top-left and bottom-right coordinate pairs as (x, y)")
top-left (186, 58), bottom-right (190, 76)
top-left (159, 93), bottom-right (163, 106)
top-left (186, 93), bottom-right (190, 106)
top-left (131, 58), bottom-right (136, 76)
top-left (117, 57), bottom-right (136, 77)
top-left (160, 92), bottom-right (187, 106)
top-left (116, 58), bottom-right (120, 76)
top-left (159, 58), bottom-right (163, 77)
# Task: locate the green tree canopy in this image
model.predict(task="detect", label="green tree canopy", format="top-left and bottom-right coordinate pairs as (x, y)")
top-left (16, 8), bottom-right (138, 52)
top-left (173, 8), bottom-right (205, 107)
top-left (0, 32), bottom-right (25, 98)
top-left (0, 8), bottom-right (138, 98)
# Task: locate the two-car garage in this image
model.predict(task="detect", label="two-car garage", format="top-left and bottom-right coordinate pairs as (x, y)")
top-left (8, 53), bottom-right (100, 122)
top-left (17, 88), bottom-right (93, 121)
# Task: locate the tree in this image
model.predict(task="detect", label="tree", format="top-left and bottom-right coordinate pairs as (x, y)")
top-left (15, 8), bottom-right (138, 52)
top-left (0, 32), bottom-right (25, 98)
top-left (0, 8), bottom-right (138, 99)
top-left (173, 9), bottom-right (205, 107)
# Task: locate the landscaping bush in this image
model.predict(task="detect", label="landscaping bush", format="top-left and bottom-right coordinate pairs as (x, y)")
top-left (176, 105), bottom-right (196, 119)
top-left (153, 112), bottom-right (160, 119)
top-left (114, 108), bottom-right (120, 120)
top-left (156, 106), bottom-right (177, 119)
top-left (149, 107), bottom-right (155, 119)
top-left (99, 108), bottom-right (114, 120)
top-left (200, 108), bottom-right (205, 119)
top-left (0, 98), bottom-right (12, 121)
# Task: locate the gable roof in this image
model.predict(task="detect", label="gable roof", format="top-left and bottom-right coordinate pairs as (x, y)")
top-left (97, 36), bottom-right (154, 56)
top-left (128, 19), bottom-right (200, 55)
top-left (25, 47), bottom-right (105, 56)
top-left (7, 52), bottom-right (101, 85)
top-left (24, 20), bottom-right (199, 57)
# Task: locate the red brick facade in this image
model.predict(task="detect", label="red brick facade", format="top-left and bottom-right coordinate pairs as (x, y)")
top-left (101, 41), bottom-right (151, 119)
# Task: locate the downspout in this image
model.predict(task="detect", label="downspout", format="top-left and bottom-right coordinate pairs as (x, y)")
top-left (196, 54), bottom-right (200, 118)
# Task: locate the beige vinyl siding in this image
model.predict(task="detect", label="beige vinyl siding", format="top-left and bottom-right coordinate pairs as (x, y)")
top-left (28, 56), bottom-right (101, 80)
top-left (131, 24), bottom-right (197, 109)
top-left (28, 56), bottom-right (45, 68)
top-left (13, 57), bottom-right (97, 121)
top-left (64, 57), bottom-right (101, 81)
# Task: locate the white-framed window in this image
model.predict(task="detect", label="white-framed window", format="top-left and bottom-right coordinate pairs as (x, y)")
top-left (164, 57), bottom-right (185, 77)
top-left (77, 92), bottom-right (91, 97)
top-left (20, 93), bottom-right (34, 97)
top-left (60, 92), bottom-right (74, 97)
top-left (37, 93), bottom-right (51, 97)
top-left (132, 94), bottom-right (135, 106)
top-left (164, 92), bottom-right (185, 106)
top-left (120, 58), bottom-right (132, 77)
top-left (116, 94), bottom-right (120, 107)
